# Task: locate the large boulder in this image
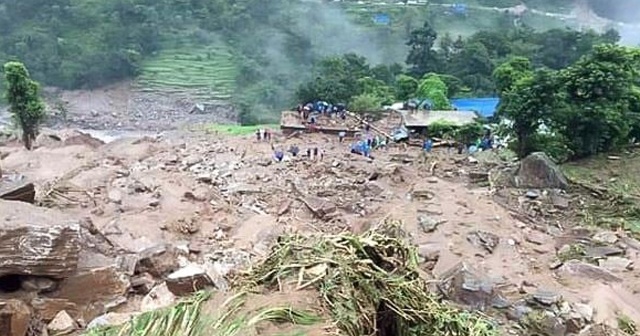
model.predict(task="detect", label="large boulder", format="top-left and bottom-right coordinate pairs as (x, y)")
top-left (515, 152), bottom-right (569, 190)
top-left (0, 175), bottom-right (35, 203)
top-left (0, 299), bottom-right (32, 336)
top-left (0, 200), bottom-right (81, 278)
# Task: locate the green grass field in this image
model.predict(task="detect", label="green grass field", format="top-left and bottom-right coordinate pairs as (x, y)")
top-left (197, 123), bottom-right (281, 136)
top-left (134, 42), bottom-right (238, 102)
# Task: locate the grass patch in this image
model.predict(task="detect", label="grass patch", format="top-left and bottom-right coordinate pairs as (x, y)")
top-left (562, 151), bottom-right (640, 235)
top-left (197, 123), bottom-right (280, 136)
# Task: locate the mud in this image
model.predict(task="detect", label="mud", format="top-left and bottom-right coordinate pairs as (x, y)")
top-left (0, 114), bottom-right (639, 335)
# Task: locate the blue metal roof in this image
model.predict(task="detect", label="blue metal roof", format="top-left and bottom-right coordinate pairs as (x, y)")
top-left (451, 98), bottom-right (499, 118)
top-left (373, 13), bottom-right (390, 25)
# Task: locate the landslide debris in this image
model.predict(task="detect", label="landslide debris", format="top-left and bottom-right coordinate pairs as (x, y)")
top-left (91, 219), bottom-right (498, 336)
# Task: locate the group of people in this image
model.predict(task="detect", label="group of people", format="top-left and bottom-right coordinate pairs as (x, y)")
top-left (273, 144), bottom-right (324, 162)
top-left (350, 133), bottom-right (387, 158)
top-left (296, 101), bottom-right (347, 123)
top-left (255, 128), bottom-right (272, 142)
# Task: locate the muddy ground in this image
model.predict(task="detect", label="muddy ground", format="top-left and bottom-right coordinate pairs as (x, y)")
top-left (1, 114), bottom-right (639, 335)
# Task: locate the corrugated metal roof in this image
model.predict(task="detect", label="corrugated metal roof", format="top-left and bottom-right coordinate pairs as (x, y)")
top-left (451, 98), bottom-right (500, 118)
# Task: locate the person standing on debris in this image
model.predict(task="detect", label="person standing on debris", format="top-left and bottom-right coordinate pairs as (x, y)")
top-left (319, 149), bottom-right (324, 161)
top-left (306, 148), bottom-right (311, 158)
top-left (274, 149), bottom-right (284, 162)
top-left (289, 145), bottom-right (300, 157)
top-left (423, 138), bottom-right (433, 153)
top-left (255, 129), bottom-right (261, 142)
top-left (338, 131), bottom-right (346, 143)
top-left (313, 147), bottom-right (319, 159)
top-left (264, 129), bottom-right (271, 142)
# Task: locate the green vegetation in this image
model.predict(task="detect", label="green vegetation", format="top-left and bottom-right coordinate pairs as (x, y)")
top-left (91, 220), bottom-right (498, 336)
top-left (0, 0), bottom-right (594, 125)
top-left (86, 291), bottom-right (322, 336)
top-left (200, 124), bottom-right (280, 136)
top-left (4, 62), bottom-right (46, 150)
top-left (135, 44), bottom-right (238, 101)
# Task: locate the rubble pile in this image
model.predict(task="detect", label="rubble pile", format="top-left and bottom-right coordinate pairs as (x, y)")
top-left (0, 123), bottom-right (638, 336)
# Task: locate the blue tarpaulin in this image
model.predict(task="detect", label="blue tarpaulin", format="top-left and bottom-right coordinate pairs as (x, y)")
top-left (451, 98), bottom-right (500, 118)
top-left (373, 13), bottom-right (390, 25)
top-left (451, 3), bottom-right (468, 15)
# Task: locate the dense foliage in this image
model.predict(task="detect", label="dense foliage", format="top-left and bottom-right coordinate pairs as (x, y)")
top-left (296, 21), bottom-right (640, 162)
top-left (4, 62), bottom-right (46, 150)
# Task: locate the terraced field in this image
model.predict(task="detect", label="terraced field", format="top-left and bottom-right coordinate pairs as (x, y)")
top-left (134, 44), bottom-right (238, 102)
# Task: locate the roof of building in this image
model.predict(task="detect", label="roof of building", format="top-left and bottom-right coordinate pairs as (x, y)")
top-left (402, 110), bottom-right (478, 127)
top-left (450, 98), bottom-right (499, 118)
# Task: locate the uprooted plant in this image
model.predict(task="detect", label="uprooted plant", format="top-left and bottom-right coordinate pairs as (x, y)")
top-left (246, 219), bottom-right (499, 336)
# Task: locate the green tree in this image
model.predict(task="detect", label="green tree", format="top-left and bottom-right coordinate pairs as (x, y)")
top-left (493, 57), bottom-right (533, 95)
top-left (349, 93), bottom-right (382, 114)
top-left (406, 21), bottom-right (440, 77)
top-left (559, 44), bottom-right (640, 158)
top-left (497, 68), bottom-right (562, 158)
top-left (4, 62), bottom-right (46, 150)
top-left (394, 74), bottom-right (419, 101)
top-left (416, 73), bottom-right (451, 110)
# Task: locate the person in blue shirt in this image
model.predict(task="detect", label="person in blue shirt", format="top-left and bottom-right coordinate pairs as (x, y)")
top-left (274, 150), bottom-right (284, 162)
top-left (423, 138), bottom-right (433, 153)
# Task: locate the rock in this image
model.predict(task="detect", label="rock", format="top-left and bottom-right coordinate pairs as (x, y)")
top-left (107, 189), bottom-right (122, 204)
top-left (466, 230), bottom-right (500, 253)
top-left (47, 310), bottom-right (77, 335)
top-left (573, 303), bottom-right (594, 322)
top-left (427, 177), bottom-right (438, 184)
top-left (417, 243), bottom-right (441, 261)
top-left (115, 254), bottom-right (138, 276)
top-left (0, 299), bottom-right (31, 336)
top-left (592, 231), bottom-right (618, 245)
top-left (418, 215), bottom-right (445, 233)
top-left (0, 180), bottom-right (35, 203)
top-left (87, 312), bottom-right (138, 330)
top-left (21, 276), bottom-right (57, 293)
top-left (525, 190), bottom-right (540, 199)
top-left (53, 266), bottom-right (130, 317)
top-left (506, 303), bottom-right (532, 322)
top-left (136, 244), bottom-right (181, 278)
top-left (31, 298), bottom-right (77, 322)
top-left (468, 171), bottom-right (489, 183)
top-left (598, 257), bottom-right (633, 272)
top-left (468, 156), bottom-right (478, 164)
top-left (411, 183), bottom-right (435, 200)
top-left (584, 246), bottom-right (624, 258)
top-left (619, 236), bottom-right (640, 251)
top-left (141, 282), bottom-right (176, 312)
top-left (516, 152), bottom-right (569, 190)
top-left (525, 231), bottom-right (548, 245)
top-left (524, 313), bottom-right (566, 336)
top-left (437, 261), bottom-right (504, 311)
top-left (130, 273), bottom-right (156, 294)
top-left (0, 200), bottom-right (81, 278)
top-left (277, 200), bottom-right (292, 216)
top-left (301, 195), bottom-right (336, 219)
top-left (558, 260), bottom-right (622, 283)
top-left (551, 195), bottom-right (570, 210)
top-left (165, 264), bottom-right (213, 296)
top-left (532, 289), bottom-right (562, 306)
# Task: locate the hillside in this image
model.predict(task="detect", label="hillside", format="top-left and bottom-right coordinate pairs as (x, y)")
top-left (0, 0), bottom-right (626, 127)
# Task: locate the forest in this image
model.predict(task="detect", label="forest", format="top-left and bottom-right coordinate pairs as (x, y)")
top-left (0, 0), bottom-right (637, 141)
